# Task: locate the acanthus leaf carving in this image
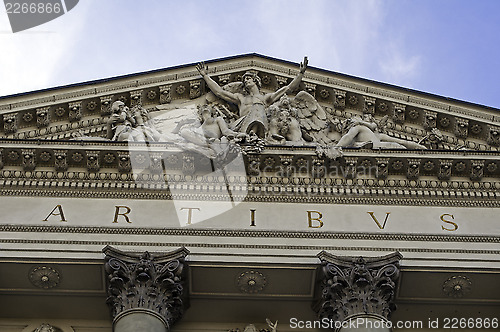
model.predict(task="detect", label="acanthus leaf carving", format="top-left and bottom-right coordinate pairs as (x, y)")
top-left (160, 85), bottom-right (172, 104)
top-left (103, 246), bottom-right (189, 330)
top-left (316, 251), bottom-right (402, 323)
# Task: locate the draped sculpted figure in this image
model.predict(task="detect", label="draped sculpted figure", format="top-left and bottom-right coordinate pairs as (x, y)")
top-left (196, 57), bottom-right (308, 138)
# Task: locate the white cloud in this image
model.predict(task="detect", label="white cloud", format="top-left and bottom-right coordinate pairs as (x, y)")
top-left (0, 1), bottom-right (92, 96)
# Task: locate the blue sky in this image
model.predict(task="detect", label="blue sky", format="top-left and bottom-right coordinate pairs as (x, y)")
top-left (1, 0), bottom-right (499, 108)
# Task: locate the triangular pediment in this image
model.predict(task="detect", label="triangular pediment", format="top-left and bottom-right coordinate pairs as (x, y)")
top-left (0, 53), bottom-right (498, 202)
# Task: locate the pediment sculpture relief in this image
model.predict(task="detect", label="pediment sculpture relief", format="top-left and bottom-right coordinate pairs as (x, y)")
top-left (99, 57), bottom-right (429, 160)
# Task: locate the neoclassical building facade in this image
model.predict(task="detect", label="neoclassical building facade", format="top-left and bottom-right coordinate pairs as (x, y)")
top-left (0, 54), bottom-right (499, 331)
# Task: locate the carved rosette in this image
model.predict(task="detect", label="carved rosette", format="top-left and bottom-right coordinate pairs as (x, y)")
top-left (316, 251), bottom-right (402, 323)
top-left (68, 102), bottom-right (82, 122)
top-left (247, 155), bottom-right (261, 176)
top-left (36, 107), bottom-right (51, 127)
top-left (103, 246), bottom-right (189, 330)
top-left (160, 85), bottom-right (172, 104)
top-left (54, 150), bottom-right (68, 172)
top-left (393, 103), bottom-right (405, 124)
top-left (100, 96), bottom-right (113, 115)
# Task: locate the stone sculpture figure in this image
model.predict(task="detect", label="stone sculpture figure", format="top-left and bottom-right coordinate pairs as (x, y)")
top-left (196, 57), bottom-right (308, 138)
top-left (335, 113), bottom-right (426, 150)
top-left (106, 101), bottom-right (143, 141)
top-left (266, 91), bottom-right (335, 146)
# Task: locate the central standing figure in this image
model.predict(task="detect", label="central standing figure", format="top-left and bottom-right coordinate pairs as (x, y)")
top-left (196, 57), bottom-right (308, 138)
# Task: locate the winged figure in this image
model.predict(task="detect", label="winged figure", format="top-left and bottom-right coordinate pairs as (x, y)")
top-left (266, 91), bottom-right (340, 146)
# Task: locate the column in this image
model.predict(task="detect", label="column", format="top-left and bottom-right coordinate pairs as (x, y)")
top-left (103, 246), bottom-right (190, 332)
top-left (316, 251), bottom-right (402, 331)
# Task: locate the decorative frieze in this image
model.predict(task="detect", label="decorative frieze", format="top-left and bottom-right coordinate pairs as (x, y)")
top-left (334, 89), bottom-right (346, 109)
top-left (363, 96), bottom-right (376, 115)
top-left (344, 157), bottom-right (357, 179)
top-left (100, 96), bottom-right (113, 115)
top-left (22, 149), bottom-right (36, 171)
top-left (316, 251), bottom-right (402, 324)
top-left (182, 154), bottom-right (195, 175)
top-left (376, 158), bottom-right (390, 179)
top-left (438, 160), bottom-right (453, 181)
top-left (159, 85), bottom-right (172, 104)
top-left (36, 107), bottom-right (50, 127)
top-left (393, 103), bottom-right (406, 124)
top-left (423, 110), bottom-right (437, 130)
top-left (68, 102), bottom-right (82, 122)
top-left (275, 75), bottom-right (288, 88)
top-left (150, 152), bottom-right (164, 173)
top-left (218, 74), bottom-right (231, 85)
top-left (103, 246), bottom-right (189, 330)
top-left (311, 158), bottom-right (325, 178)
top-left (130, 90), bottom-right (143, 108)
top-left (0, 148), bottom-right (3, 169)
top-left (189, 80), bottom-right (202, 99)
top-left (454, 118), bottom-right (469, 138)
top-left (118, 152), bottom-right (132, 173)
top-left (470, 160), bottom-right (484, 181)
top-left (487, 126), bottom-right (500, 146)
top-left (54, 150), bottom-right (68, 172)
top-left (247, 155), bottom-right (261, 176)
top-left (407, 158), bottom-right (421, 179)
top-left (86, 151), bottom-right (100, 172)
top-left (3, 113), bottom-right (18, 134)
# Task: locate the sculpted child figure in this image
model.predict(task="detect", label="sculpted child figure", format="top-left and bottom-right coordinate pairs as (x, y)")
top-left (196, 57), bottom-right (308, 138)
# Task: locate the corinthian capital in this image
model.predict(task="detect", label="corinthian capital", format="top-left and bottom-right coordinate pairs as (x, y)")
top-left (316, 251), bottom-right (402, 323)
top-left (103, 246), bottom-right (189, 330)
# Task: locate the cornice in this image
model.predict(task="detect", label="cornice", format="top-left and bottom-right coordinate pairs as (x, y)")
top-left (1, 225), bottom-right (500, 244)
